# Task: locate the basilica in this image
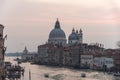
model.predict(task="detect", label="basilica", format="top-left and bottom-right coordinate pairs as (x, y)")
top-left (48, 18), bottom-right (83, 46)
top-left (35, 19), bottom-right (116, 70)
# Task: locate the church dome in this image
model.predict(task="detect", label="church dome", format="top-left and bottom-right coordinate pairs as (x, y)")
top-left (69, 33), bottom-right (78, 40)
top-left (49, 28), bottom-right (66, 38)
top-left (49, 19), bottom-right (66, 39)
top-left (68, 28), bottom-right (78, 40)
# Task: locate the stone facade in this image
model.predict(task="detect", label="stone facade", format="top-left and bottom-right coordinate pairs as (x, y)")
top-left (36, 43), bottom-right (117, 70)
top-left (36, 43), bottom-right (105, 69)
top-left (37, 44), bottom-right (64, 66)
top-left (81, 54), bottom-right (93, 68)
top-left (0, 24), bottom-right (6, 80)
top-left (36, 44), bottom-right (49, 64)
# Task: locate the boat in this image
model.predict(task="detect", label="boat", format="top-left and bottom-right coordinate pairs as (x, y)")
top-left (44, 73), bottom-right (49, 78)
top-left (4, 61), bottom-right (11, 70)
top-left (7, 71), bottom-right (21, 79)
top-left (113, 72), bottom-right (120, 77)
top-left (81, 73), bottom-right (86, 78)
top-left (14, 57), bottom-right (20, 61)
top-left (18, 60), bottom-right (22, 64)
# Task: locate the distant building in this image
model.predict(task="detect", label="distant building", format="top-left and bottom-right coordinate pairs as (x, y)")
top-left (21, 47), bottom-right (36, 62)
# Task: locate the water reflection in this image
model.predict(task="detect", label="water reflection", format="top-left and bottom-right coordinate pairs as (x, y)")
top-left (5, 57), bottom-right (119, 80)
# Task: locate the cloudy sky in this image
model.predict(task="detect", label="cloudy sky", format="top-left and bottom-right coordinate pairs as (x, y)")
top-left (0, 0), bottom-right (120, 53)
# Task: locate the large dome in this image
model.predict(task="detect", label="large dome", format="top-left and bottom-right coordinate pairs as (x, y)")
top-left (49, 19), bottom-right (66, 39)
top-left (48, 19), bottom-right (66, 46)
top-left (49, 28), bottom-right (66, 38)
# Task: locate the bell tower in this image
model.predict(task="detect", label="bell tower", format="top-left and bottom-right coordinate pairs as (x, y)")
top-left (78, 29), bottom-right (83, 43)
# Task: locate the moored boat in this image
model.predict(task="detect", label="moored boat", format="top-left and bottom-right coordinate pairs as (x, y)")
top-left (81, 73), bottom-right (86, 78)
top-left (113, 72), bottom-right (120, 77)
top-left (44, 73), bottom-right (49, 78)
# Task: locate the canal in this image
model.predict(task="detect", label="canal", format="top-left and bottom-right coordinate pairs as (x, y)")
top-left (5, 57), bottom-right (120, 80)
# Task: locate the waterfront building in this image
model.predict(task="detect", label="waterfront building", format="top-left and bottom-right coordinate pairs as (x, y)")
top-left (37, 44), bottom-right (49, 64)
top-left (81, 54), bottom-right (93, 68)
top-left (67, 46), bottom-right (80, 67)
top-left (36, 19), bottom-right (104, 68)
top-left (0, 24), bottom-right (6, 80)
top-left (66, 43), bottom-right (104, 68)
top-left (21, 47), bottom-right (36, 62)
top-left (36, 19), bottom-right (120, 71)
top-left (104, 49), bottom-right (120, 71)
top-left (87, 43), bottom-right (104, 53)
top-left (48, 47), bottom-right (64, 66)
top-left (37, 43), bottom-right (65, 66)
top-left (63, 47), bottom-right (72, 66)
top-left (93, 57), bottom-right (114, 70)
top-left (112, 50), bottom-right (120, 71)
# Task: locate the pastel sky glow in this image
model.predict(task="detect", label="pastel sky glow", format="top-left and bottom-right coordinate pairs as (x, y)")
top-left (0, 0), bottom-right (120, 52)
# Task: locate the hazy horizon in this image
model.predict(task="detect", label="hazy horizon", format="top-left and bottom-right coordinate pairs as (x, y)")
top-left (0, 0), bottom-right (120, 53)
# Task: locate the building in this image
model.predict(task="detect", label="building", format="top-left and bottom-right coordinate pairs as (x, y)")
top-left (81, 54), bottom-right (93, 69)
top-left (36, 44), bottom-right (49, 64)
top-left (93, 57), bottom-right (114, 70)
top-left (36, 19), bottom-right (104, 67)
top-left (36, 19), bottom-right (120, 71)
top-left (21, 47), bottom-right (36, 62)
top-left (113, 50), bottom-right (120, 71)
top-left (0, 24), bottom-right (6, 80)
top-left (104, 49), bottom-right (120, 71)
top-left (37, 43), bottom-right (65, 66)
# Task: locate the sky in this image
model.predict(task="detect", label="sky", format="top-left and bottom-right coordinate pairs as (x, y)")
top-left (0, 0), bottom-right (120, 53)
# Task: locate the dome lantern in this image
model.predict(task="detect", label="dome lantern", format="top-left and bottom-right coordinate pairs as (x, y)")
top-left (72, 28), bottom-right (75, 33)
top-left (55, 18), bottom-right (60, 29)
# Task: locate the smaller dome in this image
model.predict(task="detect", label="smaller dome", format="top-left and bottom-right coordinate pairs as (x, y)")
top-left (69, 33), bottom-right (78, 40)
